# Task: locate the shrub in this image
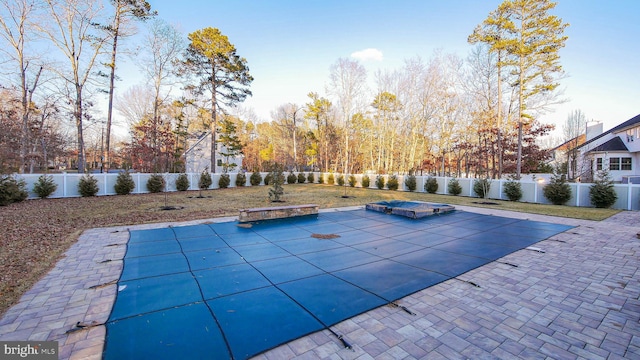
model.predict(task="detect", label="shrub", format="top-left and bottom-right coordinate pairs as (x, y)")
top-left (0, 175), bottom-right (28, 206)
top-left (268, 163), bottom-right (285, 202)
top-left (348, 175), bottom-right (356, 187)
top-left (78, 174), bottom-right (99, 197)
top-left (387, 175), bottom-right (399, 190)
top-left (337, 175), bottom-right (344, 186)
top-left (287, 172), bottom-right (297, 184)
top-left (327, 173), bottom-right (335, 185)
top-left (297, 173), bottom-right (306, 183)
top-left (405, 175), bottom-right (417, 192)
top-left (218, 173), bottom-right (230, 188)
top-left (473, 178), bottom-right (491, 198)
top-left (235, 172), bottom-right (247, 187)
top-left (199, 169), bottom-right (212, 190)
top-left (424, 177), bottom-right (438, 194)
top-left (317, 173), bottom-right (324, 184)
top-left (589, 170), bottom-right (617, 208)
top-left (250, 172), bottom-right (262, 186)
top-left (448, 178), bottom-right (462, 196)
top-left (114, 171), bottom-right (135, 195)
top-left (175, 173), bottom-right (190, 191)
top-left (503, 180), bottom-right (522, 201)
top-left (307, 172), bottom-right (314, 183)
top-left (33, 174), bottom-right (57, 199)
top-left (375, 175), bottom-right (385, 190)
top-left (264, 172), bottom-right (272, 185)
top-left (362, 175), bottom-right (370, 188)
top-left (543, 172), bottom-right (572, 205)
top-left (146, 174), bottom-right (165, 193)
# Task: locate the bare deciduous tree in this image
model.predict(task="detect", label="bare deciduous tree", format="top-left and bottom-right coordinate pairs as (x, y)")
top-left (0, 0), bottom-right (43, 173)
top-left (35, 0), bottom-right (109, 173)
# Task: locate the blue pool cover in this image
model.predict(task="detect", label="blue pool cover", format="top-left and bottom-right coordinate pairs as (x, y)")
top-left (103, 208), bottom-right (573, 359)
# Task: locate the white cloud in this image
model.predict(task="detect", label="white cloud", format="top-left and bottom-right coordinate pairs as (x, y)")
top-left (350, 48), bottom-right (383, 62)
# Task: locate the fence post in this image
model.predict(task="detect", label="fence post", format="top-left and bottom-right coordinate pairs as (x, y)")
top-left (576, 183), bottom-right (581, 207)
top-left (136, 173), bottom-right (141, 193)
top-left (104, 173), bottom-right (108, 196)
top-left (628, 182), bottom-right (633, 210)
top-left (534, 181), bottom-right (538, 203)
top-left (63, 172), bottom-right (67, 197)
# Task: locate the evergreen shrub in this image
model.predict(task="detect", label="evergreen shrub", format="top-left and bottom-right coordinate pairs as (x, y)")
top-left (235, 172), bottom-right (247, 187)
top-left (448, 178), bottom-right (462, 196)
top-left (218, 173), bottom-right (230, 188)
top-left (387, 175), bottom-right (399, 190)
top-left (250, 172), bottom-right (262, 186)
top-left (0, 175), bottom-right (28, 205)
top-left (175, 174), bottom-right (190, 191)
top-left (146, 174), bottom-right (165, 193)
top-left (503, 180), bottom-right (522, 201)
top-left (543, 172), bottom-right (572, 205)
top-left (199, 170), bottom-right (212, 190)
top-left (405, 175), bottom-right (417, 192)
top-left (425, 177), bottom-right (438, 194)
top-left (33, 174), bottom-right (58, 199)
top-left (114, 171), bottom-right (135, 195)
top-left (348, 175), bottom-right (356, 187)
top-left (589, 170), bottom-right (617, 208)
top-left (473, 178), bottom-right (491, 198)
top-left (361, 175), bottom-right (370, 188)
top-left (287, 172), bottom-right (297, 184)
top-left (79, 174), bottom-right (99, 197)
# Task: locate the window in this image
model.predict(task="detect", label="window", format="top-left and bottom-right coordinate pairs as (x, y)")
top-left (622, 157), bottom-right (632, 170)
top-left (610, 158), bottom-right (620, 170)
top-left (217, 159), bottom-right (223, 167)
top-left (596, 158), bottom-right (603, 171)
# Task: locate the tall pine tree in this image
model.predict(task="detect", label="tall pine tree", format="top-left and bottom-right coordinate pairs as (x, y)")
top-left (470, 0), bottom-right (568, 179)
top-left (181, 27), bottom-right (253, 173)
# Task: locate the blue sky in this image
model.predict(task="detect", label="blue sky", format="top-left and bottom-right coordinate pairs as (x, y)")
top-left (130, 0), bottom-right (640, 137)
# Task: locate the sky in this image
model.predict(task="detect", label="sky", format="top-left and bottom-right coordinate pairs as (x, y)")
top-left (116, 0), bottom-right (640, 140)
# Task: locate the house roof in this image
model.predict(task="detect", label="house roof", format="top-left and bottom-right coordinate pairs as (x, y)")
top-left (552, 134), bottom-right (586, 152)
top-left (577, 113), bottom-right (640, 150)
top-left (588, 136), bottom-right (629, 153)
top-left (184, 131), bottom-right (210, 155)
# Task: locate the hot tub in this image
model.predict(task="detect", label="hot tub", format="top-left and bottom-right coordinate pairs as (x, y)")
top-left (365, 200), bottom-right (455, 219)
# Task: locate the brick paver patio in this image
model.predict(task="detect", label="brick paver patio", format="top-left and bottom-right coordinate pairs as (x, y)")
top-left (1, 206), bottom-right (638, 359)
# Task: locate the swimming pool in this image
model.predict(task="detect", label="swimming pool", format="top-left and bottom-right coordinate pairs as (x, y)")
top-left (103, 208), bottom-right (573, 359)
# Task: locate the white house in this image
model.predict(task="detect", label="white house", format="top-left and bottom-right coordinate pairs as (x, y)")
top-left (570, 113), bottom-right (640, 183)
top-left (184, 132), bottom-right (243, 174)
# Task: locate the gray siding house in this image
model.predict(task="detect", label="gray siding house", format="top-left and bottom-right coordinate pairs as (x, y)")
top-left (184, 132), bottom-right (243, 174)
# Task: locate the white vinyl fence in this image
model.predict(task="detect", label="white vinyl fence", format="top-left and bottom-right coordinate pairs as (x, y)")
top-left (13, 172), bottom-right (640, 211)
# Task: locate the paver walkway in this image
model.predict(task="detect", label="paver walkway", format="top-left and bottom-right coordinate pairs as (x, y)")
top-left (0, 206), bottom-right (638, 359)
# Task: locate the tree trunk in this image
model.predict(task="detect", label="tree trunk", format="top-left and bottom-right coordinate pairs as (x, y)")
top-left (497, 53), bottom-right (503, 179)
top-left (105, 7), bottom-right (121, 172)
top-left (76, 85), bottom-right (86, 173)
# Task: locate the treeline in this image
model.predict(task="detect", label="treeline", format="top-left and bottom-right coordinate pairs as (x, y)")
top-left (0, 0), bottom-right (567, 178)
